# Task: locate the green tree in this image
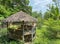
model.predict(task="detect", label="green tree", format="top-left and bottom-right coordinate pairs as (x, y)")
top-left (43, 4), bottom-right (60, 39)
top-left (0, 0), bottom-right (32, 19)
top-left (44, 5), bottom-right (60, 20)
top-left (32, 11), bottom-right (42, 29)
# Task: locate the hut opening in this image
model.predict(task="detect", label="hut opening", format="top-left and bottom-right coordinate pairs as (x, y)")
top-left (2, 11), bottom-right (37, 43)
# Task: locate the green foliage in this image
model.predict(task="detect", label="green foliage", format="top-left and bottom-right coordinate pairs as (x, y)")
top-left (42, 19), bottom-right (60, 39)
top-left (44, 5), bottom-right (60, 20)
top-left (0, 0), bottom-right (60, 44)
top-left (33, 3), bottom-right (60, 44)
top-left (0, 5), bottom-right (11, 18)
top-left (52, 0), bottom-right (56, 2)
top-left (0, 28), bottom-right (7, 36)
top-left (8, 24), bottom-right (20, 30)
top-left (32, 12), bottom-right (42, 29)
top-left (43, 4), bottom-right (60, 39)
top-left (33, 28), bottom-right (60, 44)
top-left (0, 0), bottom-right (32, 19)
top-left (0, 28), bottom-right (24, 44)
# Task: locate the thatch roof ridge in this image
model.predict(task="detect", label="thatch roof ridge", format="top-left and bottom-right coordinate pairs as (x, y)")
top-left (3, 11), bottom-right (37, 22)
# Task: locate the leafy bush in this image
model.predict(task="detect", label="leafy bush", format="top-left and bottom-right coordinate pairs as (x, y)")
top-left (43, 19), bottom-right (60, 39)
top-left (0, 28), bottom-right (24, 44)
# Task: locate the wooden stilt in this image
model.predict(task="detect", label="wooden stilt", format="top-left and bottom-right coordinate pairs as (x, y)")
top-left (31, 25), bottom-right (36, 44)
top-left (23, 32), bottom-right (24, 44)
top-left (23, 22), bottom-right (25, 44)
top-left (31, 26), bottom-right (34, 44)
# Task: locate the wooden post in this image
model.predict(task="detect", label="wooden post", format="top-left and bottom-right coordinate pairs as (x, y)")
top-left (31, 23), bottom-right (36, 44)
top-left (23, 21), bottom-right (25, 43)
top-left (7, 22), bottom-right (9, 39)
top-left (31, 26), bottom-right (34, 44)
top-left (34, 23), bottom-right (36, 40)
top-left (33, 27), bottom-right (36, 40)
top-left (7, 22), bottom-right (8, 28)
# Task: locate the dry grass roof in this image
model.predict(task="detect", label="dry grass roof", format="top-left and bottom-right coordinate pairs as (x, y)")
top-left (3, 11), bottom-right (37, 23)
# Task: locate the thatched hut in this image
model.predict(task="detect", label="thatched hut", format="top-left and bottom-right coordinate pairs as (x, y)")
top-left (2, 11), bottom-right (37, 43)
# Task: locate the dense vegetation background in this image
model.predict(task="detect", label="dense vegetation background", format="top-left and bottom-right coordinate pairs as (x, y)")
top-left (0, 0), bottom-right (60, 44)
